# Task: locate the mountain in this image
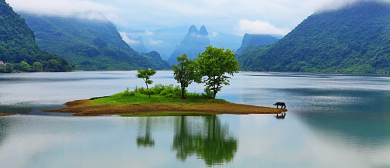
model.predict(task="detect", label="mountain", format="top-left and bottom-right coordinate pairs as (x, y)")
top-left (19, 12), bottom-right (169, 70)
top-left (128, 36), bottom-right (147, 54)
top-left (168, 25), bottom-right (210, 64)
top-left (0, 0), bottom-right (72, 72)
top-left (235, 34), bottom-right (279, 55)
top-left (120, 26), bottom-right (243, 61)
top-left (239, 1), bottom-right (390, 73)
top-left (118, 26), bottom-right (188, 61)
top-left (143, 51), bottom-right (170, 68)
top-left (209, 33), bottom-right (242, 52)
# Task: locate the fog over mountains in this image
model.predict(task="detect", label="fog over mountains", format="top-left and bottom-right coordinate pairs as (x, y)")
top-left (120, 26), bottom-right (244, 61)
top-left (168, 25), bottom-right (210, 64)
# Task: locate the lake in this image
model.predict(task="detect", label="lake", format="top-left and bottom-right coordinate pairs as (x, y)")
top-left (0, 71), bottom-right (389, 168)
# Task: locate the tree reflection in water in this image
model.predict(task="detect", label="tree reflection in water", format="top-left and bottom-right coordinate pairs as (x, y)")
top-left (0, 117), bottom-right (10, 147)
top-left (136, 117), bottom-right (155, 147)
top-left (172, 115), bottom-right (238, 166)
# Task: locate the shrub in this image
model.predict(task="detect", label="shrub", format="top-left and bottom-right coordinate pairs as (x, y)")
top-left (122, 87), bottom-right (135, 96)
top-left (201, 87), bottom-right (214, 99)
top-left (133, 84), bottom-right (182, 98)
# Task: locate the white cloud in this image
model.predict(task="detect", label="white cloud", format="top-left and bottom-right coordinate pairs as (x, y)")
top-left (7, 0), bottom-right (119, 20)
top-left (237, 19), bottom-right (291, 36)
top-left (148, 40), bottom-right (163, 45)
top-left (119, 32), bottom-right (140, 44)
top-left (145, 30), bottom-right (154, 35)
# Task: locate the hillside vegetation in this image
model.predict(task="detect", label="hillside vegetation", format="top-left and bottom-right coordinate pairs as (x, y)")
top-left (20, 12), bottom-right (169, 70)
top-left (0, 0), bottom-right (72, 72)
top-left (239, 1), bottom-right (390, 73)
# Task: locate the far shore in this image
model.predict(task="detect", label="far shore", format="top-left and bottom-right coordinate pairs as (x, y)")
top-left (45, 98), bottom-right (288, 116)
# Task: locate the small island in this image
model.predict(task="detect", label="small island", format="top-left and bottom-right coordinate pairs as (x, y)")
top-left (48, 47), bottom-right (288, 116)
top-left (46, 85), bottom-right (287, 116)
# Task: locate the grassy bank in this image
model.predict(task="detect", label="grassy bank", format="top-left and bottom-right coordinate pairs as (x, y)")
top-left (46, 85), bottom-right (287, 116)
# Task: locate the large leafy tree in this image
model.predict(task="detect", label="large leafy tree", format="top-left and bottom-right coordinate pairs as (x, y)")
top-left (196, 46), bottom-right (239, 99)
top-left (172, 54), bottom-right (199, 99)
top-left (136, 69), bottom-right (157, 98)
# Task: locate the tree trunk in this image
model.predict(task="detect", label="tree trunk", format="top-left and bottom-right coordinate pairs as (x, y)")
top-left (146, 83), bottom-right (150, 98)
top-left (181, 87), bottom-right (185, 99)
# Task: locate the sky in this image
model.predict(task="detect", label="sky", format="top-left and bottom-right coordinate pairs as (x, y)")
top-left (5, 0), bottom-right (388, 36)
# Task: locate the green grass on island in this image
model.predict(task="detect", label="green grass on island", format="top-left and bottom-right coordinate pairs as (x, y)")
top-left (47, 84), bottom-right (287, 116)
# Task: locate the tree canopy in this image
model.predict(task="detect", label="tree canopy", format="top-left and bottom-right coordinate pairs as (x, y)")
top-left (196, 46), bottom-right (239, 99)
top-left (172, 54), bottom-right (200, 99)
top-left (136, 69), bottom-right (157, 98)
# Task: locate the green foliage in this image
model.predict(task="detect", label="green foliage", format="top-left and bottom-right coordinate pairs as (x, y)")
top-left (95, 87), bottom-right (228, 107)
top-left (185, 88), bottom-right (214, 99)
top-left (172, 54), bottom-right (200, 99)
top-left (196, 46), bottom-right (239, 98)
top-left (33, 62), bottom-right (43, 72)
top-left (136, 69), bottom-right (157, 97)
top-left (135, 84), bottom-right (182, 98)
top-left (0, 1), bottom-right (72, 73)
top-left (238, 1), bottom-right (390, 73)
top-left (122, 87), bottom-right (135, 97)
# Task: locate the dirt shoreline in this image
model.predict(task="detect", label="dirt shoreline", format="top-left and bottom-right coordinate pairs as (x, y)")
top-left (45, 99), bottom-right (288, 116)
top-left (0, 113), bottom-right (12, 117)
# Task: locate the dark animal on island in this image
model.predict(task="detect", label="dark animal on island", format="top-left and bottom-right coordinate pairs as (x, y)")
top-left (273, 102), bottom-right (286, 109)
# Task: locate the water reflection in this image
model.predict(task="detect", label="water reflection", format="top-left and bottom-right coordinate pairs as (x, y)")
top-left (275, 113), bottom-right (287, 119)
top-left (0, 118), bottom-right (10, 147)
top-left (137, 118), bottom-right (155, 147)
top-left (0, 106), bottom-right (33, 114)
top-left (172, 115), bottom-right (237, 166)
top-left (284, 88), bottom-right (390, 146)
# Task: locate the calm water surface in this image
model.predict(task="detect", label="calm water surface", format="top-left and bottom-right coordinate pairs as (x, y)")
top-left (0, 71), bottom-right (390, 168)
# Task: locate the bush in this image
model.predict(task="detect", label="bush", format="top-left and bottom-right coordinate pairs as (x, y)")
top-left (122, 87), bottom-right (135, 97)
top-left (134, 84), bottom-right (182, 98)
top-left (202, 87), bottom-right (214, 99)
top-left (185, 88), bottom-right (214, 99)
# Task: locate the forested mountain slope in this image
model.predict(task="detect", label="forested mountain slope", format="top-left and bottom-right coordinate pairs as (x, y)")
top-left (0, 0), bottom-right (72, 72)
top-left (239, 1), bottom-right (390, 73)
top-left (20, 12), bottom-right (169, 70)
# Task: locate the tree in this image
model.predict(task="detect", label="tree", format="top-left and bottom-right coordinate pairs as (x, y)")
top-left (5, 63), bottom-right (13, 73)
top-left (33, 62), bottom-right (43, 72)
top-left (172, 54), bottom-right (200, 99)
top-left (196, 46), bottom-right (239, 99)
top-left (136, 68), bottom-right (157, 98)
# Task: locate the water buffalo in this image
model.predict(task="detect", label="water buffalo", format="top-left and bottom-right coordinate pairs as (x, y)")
top-left (273, 102), bottom-right (286, 109)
